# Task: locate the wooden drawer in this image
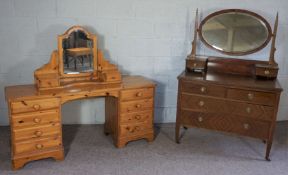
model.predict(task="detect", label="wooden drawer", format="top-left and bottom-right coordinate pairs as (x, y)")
top-left (181, 110), bottom-right (270, 139)
top-left (120, 110), bottom-right (152, 124)
top-left (181, 81), bottom-right (226, 97)
top-left (11, 98), bottom-right (60, 114)
top-left (14, 135), bottom-right (62, 155)
top-left (121, 88), bottom-right (153, 101)
top-left (13, 122), bottom-right (61, 142)
top-left (12, 109), bottom-right (59, 128)
top-left (227, 89), bottom-right (275, 106)
top-left (119, 121), bottom-right (152, 137)
top-left (120, 99), bottom-right (153, 113)
top-left (181, 94), bottom-right (229, 113)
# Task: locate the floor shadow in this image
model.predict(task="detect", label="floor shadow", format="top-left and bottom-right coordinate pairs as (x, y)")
top-left (62, 125), bottom-right (80, 157)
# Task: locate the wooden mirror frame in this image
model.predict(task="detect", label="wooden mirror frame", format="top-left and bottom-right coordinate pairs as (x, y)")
top-left (198, 9), bottom-right (273, 56)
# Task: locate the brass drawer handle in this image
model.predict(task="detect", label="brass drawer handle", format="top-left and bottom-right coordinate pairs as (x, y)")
top-left (200, 87), bottom-right (206, 93)
top-left (243, 123), bottom-right (250, 130)
top-left (33, 118), bottom-right (41, 123)
top-left (33, 104), bottom-right (41, 110)
top-left (247, 93), bottom-right (254, 100)
top-left (134, 115), bottom-right (141, 120)
top-left (35, 144), bottom-right (43, 149)
top-left (198, 117), bottom-right (203, 122)
top-left (246, 107), bottom-right (251, 114)
top-left (34, 131), bottom-right (43, 137)
top-left (264, 70), bottom-right (270, 75)
top-left (136, 92), bottom-right (143, 97)
top-left (198, 101), bottom-right (205, 107)
top-left (135, 104), bottom-right (141, 108)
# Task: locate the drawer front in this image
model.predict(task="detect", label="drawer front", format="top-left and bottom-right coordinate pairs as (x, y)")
top-left (229, 102), bottom-right (274, 121)
top-left (13, 122), bottom-right (61, 141)
top-left (12, 109), bottom-right (59, 128)
top-left (120, 99), bottom-right (153, 113)
top-left (14, 135), bottom-right (62, 155)
top-left (181, 81), bottom-right (226, 97)
top-left (11, 98), bottom-right (60, 114)
top-left (119, 121), bottom-right (152, 137)
top-left (181, 94), bottom-right (229, 113)
top-left (120, 110), bottom-right (152, 124)
top-left (227, 89), bottom-right (275, 106)
top-left (181, 110), bottom-right (270, 139)
top-left (121, 88), bottom-right (153, 101)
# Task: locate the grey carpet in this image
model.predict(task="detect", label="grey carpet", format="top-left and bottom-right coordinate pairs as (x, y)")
top-left (0, 122), bottom-right (287, 175)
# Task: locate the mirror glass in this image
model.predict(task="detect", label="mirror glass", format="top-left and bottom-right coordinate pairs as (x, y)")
top-left (200, 11), bottom-right (271, 55)
top-left (62, 30), bottom-right (93, 74)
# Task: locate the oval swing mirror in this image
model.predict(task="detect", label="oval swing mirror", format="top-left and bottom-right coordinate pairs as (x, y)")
top-left (199, 9), bottom-right (272, 55)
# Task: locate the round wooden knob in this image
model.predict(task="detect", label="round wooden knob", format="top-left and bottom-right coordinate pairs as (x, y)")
top-left (33, 118), bottom-right (41, 123)
top-left (193, 63), bottom-right (197, 67)
top-left (246, 107), bottom-right (251, 114)
top-left (135, 104), bottom-right (141, 108)
top-left (126, 127), bottom-right (134, 133)
top-left (135, 115), bottom-right (141, 120)
top-left (33, 104), bottom-right (41, 110)
top-left (198, 101), bottom-right (205, 107)
top-left (34, 131), bottom-right (43, 137)
top-left (247, 93), bottom-right (254, 100)
top-left (134, 126), bottom-right (140, 131)
top-left (264, 70), bottom-right (270, 75)
top-left (200, 87), bottom-right (206, 93)
top-left (35, 144), bottom-right (43, 149)
top-left (136, 92), bottom-right (143, 97)
top-left (243, 123), bottom-right (250, 130)
top-left (198, 117), bottom-right (203, 122)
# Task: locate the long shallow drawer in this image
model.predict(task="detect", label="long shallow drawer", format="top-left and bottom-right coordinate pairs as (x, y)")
top-left (14, 135), bottom-right (62, 155)
top-left (13, 122), bottom-right (61, 142)
top-left (181, 94), bottom-right (229, 113)
top-left (227, 89), bottom-right (276, 106)
top-left (12, 109), bottom-right (59, 128)
top-left (120, 99), bottom-right (153, 113)
top-left (119, 121), bottom-right (152, 137)
top-left (120, 110), bottom-right (152, 124)
top-left (11, 98), bottom-right (60, 114)
top-left (181, 110), bottom-right (270, 139)
top-left (121, 88), bottom-right (153, 101)
top-left (181, 81), bottom-right (226, 97)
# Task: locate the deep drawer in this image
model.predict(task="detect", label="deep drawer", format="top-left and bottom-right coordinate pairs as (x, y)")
top-left (119, 121), bottom-right (152, 137)
top-left (120, 110), bottom-right (152, 124)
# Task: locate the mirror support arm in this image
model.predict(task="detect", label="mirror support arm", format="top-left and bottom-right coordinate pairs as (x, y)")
top-left (269, 13), bottom-right (278, 66)
top-left (189, 9), bottom-right (199, 59)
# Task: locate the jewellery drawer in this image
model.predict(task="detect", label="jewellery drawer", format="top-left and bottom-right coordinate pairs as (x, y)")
top-left (11, 98), bottom-right (60, 114)
top-left (12, 109), bottom-right (59, 128)
top-left (121, 88), bottom-right (153, 101)
top-left (227, 89), bottom-right (275, 106)
top-left (181, 81), bottom-right (226, 97)
top-left (14, 135), bottom-right (62, 155)
top-left (181, 110), bottom-right (270, 139)
top-left (120, 110), bottom-right (152, 124)
top-left (13, 122), bottom-right (61, 141)
top-left (119, 121), bottom-right (152, 137)
top-left (181, 94), bottom-right (229, 113)
top-left (120, 99), bottom-right (153, 113)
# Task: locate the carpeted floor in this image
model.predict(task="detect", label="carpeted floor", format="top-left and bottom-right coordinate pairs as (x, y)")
top-left (0, 122), bottom-right (287, 175)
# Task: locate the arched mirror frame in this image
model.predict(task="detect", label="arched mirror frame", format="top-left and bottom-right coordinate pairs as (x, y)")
top-left (198, 9), bottom-right (273, 56)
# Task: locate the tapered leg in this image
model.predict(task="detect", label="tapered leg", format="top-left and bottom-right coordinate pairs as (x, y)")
top-left (175, 123), bottom-right (180, 144)
top-left (265, 141), bottom-right (272, 161)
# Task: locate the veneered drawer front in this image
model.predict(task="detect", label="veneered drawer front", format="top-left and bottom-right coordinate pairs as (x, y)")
top-left (13, 122), bottom-right (61, 142)
top-left (14, 135), bottom-right (62, 155)
top-left (11, 98), bottom-right (60, 114)
top-left (181, 81), bottom-right (226, 97)
top-left (121, 88), bottom-right (153, 101)
top-left (120, 110), bottom-right (152, 124)
top-left (181, 94), bottom-right (229, 113)
top-left (120, 99), bottom-right (153, 113)
top-left (181, 110), bottom-right (270, 139)
top-left (119, 121), bottom-right (152, 137)
top-left (227, 89), bottom-right (275, 106)
top-left (12, 109), bottom-right (59, 128)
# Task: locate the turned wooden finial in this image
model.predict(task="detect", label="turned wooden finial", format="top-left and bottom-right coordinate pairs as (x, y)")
top-left (190, 8), bottom-right (199, 59)
top-left (269, 12), bottom-right (278, 66)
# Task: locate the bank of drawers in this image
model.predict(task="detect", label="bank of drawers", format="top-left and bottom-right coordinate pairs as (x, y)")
top-left (119, 87), bottom-right (154, 138)
top-left (10, 98), bottom-right (62, 156)
top-left (180, 80), bottom-right (276, 139)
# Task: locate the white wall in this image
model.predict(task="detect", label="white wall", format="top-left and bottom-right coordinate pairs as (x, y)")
top-left (0, 0), bottom-right (288, 125)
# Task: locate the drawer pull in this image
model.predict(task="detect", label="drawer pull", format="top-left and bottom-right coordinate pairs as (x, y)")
top-left (136, 92), bottom-right (143, 97)
top-left (135, 115), bottom-right (141, 120)
top-left (247, 93), bottom-right (254, 100)
top-left (198, 117), bottom-right (203, 122)
top-left (200, 87), bottom-right (206, 93)
top-left (135, 104), bottom-right (141, 108)
top-left (246, 107), bottom-right (251, 114)
top-left (243, 123), bottom-right (250, 130)
top-left (264, 70), bottom-right (270, 75)
top-left (33, 104), bottom-right (41, 110)
top-left (193, 63), bottom-right (197, 67)
top-left (34, 131), bottom-right (43, 137)
top-left (198, 101), bottom-right (205, 107)
top-left (35, 144), bottom-right (43, 149)
top-left (33, 118), bottom-right (41, 123)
